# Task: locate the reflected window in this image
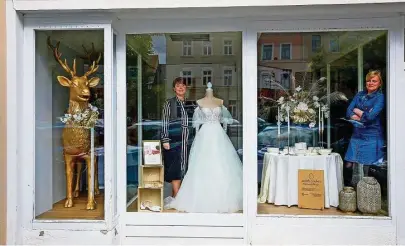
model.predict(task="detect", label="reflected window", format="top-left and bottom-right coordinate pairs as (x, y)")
top-left (182, 40), bottom-right (192, 56)
top-left (280, 43), bottom-right (292, 60)
top-left (330, 38), bottom-right (340, 52)
top-left (224, 40), bottom-right (233, 55)
top-left (312, 35), bottom-right (321, 52)
top-left (202, 69), bottom-right (212, 86)
top-left (203, 41), bottom-right (212, 56)
top-left (181, 70), bottom-right (193, 86)
top-left (262, 44), bottom-right (273, 61)
top-left (224, 69), bottom-right (233, 86)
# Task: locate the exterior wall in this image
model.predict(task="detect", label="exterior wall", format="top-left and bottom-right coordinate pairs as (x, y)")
top-left (11, 0), bottom-right (405, 11)
top-left (0, 0), bottom-right (7, 244)
top-left (4, 4), bottom-right (405, 245)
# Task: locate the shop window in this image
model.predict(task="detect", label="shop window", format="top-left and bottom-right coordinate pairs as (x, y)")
top-left (257, 31), bottom-right (389, 217)
top-left (126, 32), bottom-right (243, 214)
top-left (34, 30), bottom-right (105, 220)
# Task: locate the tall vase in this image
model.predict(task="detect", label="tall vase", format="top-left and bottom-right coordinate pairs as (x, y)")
top-left (339, 187), bottom-right (357, 213)
top-left (357, 177), bottom-right (382, 214)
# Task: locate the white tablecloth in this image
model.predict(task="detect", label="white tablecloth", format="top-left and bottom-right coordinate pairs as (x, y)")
top-left (258, 153), bottom-right (343, 208)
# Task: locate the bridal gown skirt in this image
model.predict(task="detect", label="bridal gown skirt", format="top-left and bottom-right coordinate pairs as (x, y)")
top-left (171, 122), bottom-right (243, 213)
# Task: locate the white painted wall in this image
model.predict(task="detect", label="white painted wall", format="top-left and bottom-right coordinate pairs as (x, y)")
top-left (6, 4), bottom-right (405, 246)
top-left (12, 0), bottom-right (405, 11)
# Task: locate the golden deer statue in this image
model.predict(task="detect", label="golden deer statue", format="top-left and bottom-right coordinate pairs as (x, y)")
top-left (47, 37), bottom-right (101, 210)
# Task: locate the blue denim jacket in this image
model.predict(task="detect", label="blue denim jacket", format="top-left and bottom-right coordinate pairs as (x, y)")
top-left (346, 90), bottom-right (385, 136)
top-left (344, 90), bottom-right (385, 165)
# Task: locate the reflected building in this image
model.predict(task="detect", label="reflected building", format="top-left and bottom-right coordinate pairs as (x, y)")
top-left (165, 32), bottom-right (242, 121)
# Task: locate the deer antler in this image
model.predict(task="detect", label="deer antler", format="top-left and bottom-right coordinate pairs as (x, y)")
top-left (47, 36), bottom-right (77, 77)
top-left (81, 43), bottom-right (102, 77)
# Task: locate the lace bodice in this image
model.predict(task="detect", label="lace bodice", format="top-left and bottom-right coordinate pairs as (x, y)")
top-left (192, 105), bottom-right (234, 131)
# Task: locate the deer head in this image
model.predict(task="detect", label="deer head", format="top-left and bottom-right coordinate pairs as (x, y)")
top-left (47, 37), bottom-right (101, 103)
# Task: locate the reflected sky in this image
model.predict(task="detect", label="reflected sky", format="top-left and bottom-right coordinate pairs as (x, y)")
top-left (152, 35), bottom-right (166, 64)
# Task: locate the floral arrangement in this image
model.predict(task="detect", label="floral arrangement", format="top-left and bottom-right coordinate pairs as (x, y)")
top-left (276, 78), bottom-right (331, 128)
top-left (59, 104), bottom-right (99, 128)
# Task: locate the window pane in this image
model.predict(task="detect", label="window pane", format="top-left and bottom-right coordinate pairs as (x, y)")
top-left (127, 32), bottom-right (243, 214)
top-left (262, 44), bottom-right (273, 60)
top-left (257, 31), bottom-right (388, 217)
top-left (35, 30), bottom-right (105, 220)
top-left (280, 44), bottom-right (291, 60)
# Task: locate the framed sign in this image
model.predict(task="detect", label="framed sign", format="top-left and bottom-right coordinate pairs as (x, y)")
top-left (142, 140), bottom-right (162, 165)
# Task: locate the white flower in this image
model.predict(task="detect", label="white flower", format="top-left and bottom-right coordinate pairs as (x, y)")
top-left (308, 108), bottom-right (315, 114)
top-left (321, 105), bottom-right (328, 112)
top-left (277, 97), bottom-right (284, 104)
top-left (295, 86), bottom-right (302, 92)
top-left (309, 122), bottom-right (316, 128)
top-left (296, 102), bottom-right (308, 111)
top-left (324, 112), bottom-right (330, 118)
top-left (313, 96), bottom-right (319, 101)
top-left (314, 102), bottom-right (320, 108)
top-left (91, 105), bottom-right (98, 112)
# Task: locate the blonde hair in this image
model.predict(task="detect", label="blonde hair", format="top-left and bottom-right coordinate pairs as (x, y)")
top-left (366, 70), bottom-right (383, 86)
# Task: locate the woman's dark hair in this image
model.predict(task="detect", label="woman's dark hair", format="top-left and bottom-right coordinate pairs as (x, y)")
top-left (172, 77), bottom-right (187, 88)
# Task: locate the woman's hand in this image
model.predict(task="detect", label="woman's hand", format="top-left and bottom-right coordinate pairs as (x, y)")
top-left (163, 143), bottom-right (170, 150)
top-left (353, 108), bottom-right (364, 117)
top-left (351, 115), bottom-right (361, 121)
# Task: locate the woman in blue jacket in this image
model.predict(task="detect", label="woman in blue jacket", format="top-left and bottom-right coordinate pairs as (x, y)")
top-left (345, 70), bottom-right (385, 185)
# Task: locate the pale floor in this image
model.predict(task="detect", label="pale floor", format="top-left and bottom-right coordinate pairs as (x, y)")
top-left (36, 192), bottom-right (387, 219)
top-left (36, 192), bottom-right (105, 220)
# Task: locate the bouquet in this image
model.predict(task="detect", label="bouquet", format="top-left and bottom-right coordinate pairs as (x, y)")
top-left (276, 77), bottom-right (333, 128)
top-left (59, 104), bottom-right (99, 128)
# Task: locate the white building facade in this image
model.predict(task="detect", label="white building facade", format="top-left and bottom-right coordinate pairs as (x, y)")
top-left (5, 0), bottom-right (405, 245)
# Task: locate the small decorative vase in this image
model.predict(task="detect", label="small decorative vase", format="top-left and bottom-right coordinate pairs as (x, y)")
top-left (339, 187), bottom-right (357, 213)
top-left (357, 177), bottom-right (382, 214)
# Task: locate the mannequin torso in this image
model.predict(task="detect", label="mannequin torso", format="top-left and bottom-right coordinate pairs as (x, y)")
top-left (197, 83), bottom-right (223, 108)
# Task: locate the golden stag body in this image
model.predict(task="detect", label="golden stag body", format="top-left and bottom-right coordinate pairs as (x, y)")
top-left (48, 37), bottom-right (101, 210)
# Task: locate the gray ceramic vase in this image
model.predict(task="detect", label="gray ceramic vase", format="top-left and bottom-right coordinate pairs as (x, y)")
top-left (357, 177), bottom-right (381, 214)
top-left (339, 187), bottom-right (357, 213)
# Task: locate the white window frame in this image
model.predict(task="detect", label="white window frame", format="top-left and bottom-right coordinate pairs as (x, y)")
top-left (182, 40), bottom-right (192, 56)
top-left (201, 68), bottom-right (213, 86)
top-left (202, 40), bottom-right (213, 56)
top-left (279, 42), bottom-right (292, 60)
top-left (249, 16), bottom-right (404, 245)
top-left (180, 69), bottom-right (193, 86)
top-left (115, 20), bottom-right (248, 242)
top-left (20, 20), bottom-right (117, 232)
top-left (261, 43), bottom-right (274, 61)
top-left (223, 67), bottom-right (234, 86)
top-left (223, 39), bottom-right (233, 55)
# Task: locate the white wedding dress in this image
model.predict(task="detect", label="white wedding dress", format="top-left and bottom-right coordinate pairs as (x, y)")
top-left (167, 105), bottom-right (243, 213)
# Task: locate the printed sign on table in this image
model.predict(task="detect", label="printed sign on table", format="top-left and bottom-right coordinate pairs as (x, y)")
top-left (298, 169), bottom-right (325, 210)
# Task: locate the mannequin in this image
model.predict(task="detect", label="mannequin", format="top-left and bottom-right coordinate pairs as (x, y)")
top-left (197, 82), bottom-right (223, 108)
